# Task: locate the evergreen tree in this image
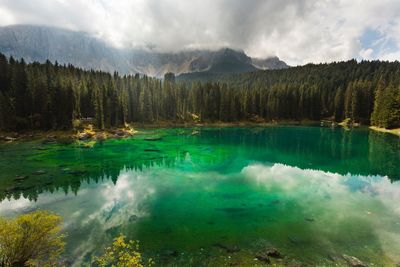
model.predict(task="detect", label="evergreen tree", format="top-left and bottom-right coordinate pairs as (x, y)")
top-left (0, 52), bottom-right (399, 131)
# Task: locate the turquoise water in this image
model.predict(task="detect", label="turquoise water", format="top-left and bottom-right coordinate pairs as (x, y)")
top-left (0, 126), bottom-right (399, 266)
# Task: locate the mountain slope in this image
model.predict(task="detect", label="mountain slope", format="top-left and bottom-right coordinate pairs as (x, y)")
top-left (208, 48), bottom-right (257, 73)
top-left (0, 24), bottom-right (129, 73)
top-left (0, 25), bottom-right (288, 77)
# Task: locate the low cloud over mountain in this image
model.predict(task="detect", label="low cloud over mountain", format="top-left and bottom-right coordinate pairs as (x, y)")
top-left (0, 25), bottom-right (288, 77)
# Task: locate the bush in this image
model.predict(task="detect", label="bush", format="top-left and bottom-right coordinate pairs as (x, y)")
top-left (0, 210), bottom-right (65, 266)
top-left (94, 235), bottom-right (153, 267)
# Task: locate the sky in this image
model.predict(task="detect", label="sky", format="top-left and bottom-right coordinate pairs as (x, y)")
top-left (0, 0), bottom-right (399, 65)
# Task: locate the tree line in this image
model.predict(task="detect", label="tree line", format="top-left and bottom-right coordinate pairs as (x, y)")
top-left (0, 53), bottom-right (399, 130)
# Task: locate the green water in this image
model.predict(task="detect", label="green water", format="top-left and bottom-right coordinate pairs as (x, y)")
top-left (0, 126), bottom-right (399, 266)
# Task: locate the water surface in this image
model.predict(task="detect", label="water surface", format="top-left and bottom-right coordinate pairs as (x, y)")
top-left (0, 126), bottom-right (399, 266)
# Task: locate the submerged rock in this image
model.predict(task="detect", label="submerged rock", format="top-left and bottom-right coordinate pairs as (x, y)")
top-left (144, 149), bottom-right (161, 152)
top-left (162, 249), bottom-right (179, 257)
top-left (216, 207), bottom-right (247, 213)
top-left (264, 247), bottom-right (283, 258)
top-left (255, 251), bottom-right (271, 263)
top-left (57, 137), bottom-right (74, 145)
top-left (128, 215), bottom-right (138, 222)
top-left (213, 243), bottom-right (240, 253)
top-left (43, 135), bottom-right (57, 144)
top-left (327, 253), bottom-right (338, 262)
top-left (32, 170), bottom-right (46, 175)
top-left (14, 175), bottom-right (28, 181)
top-left (255, 247), bottom-right (283, 263)
top-left (67, 170), bottom-right (86, 176)
top-left (77, 132), bottom-right (91, 140)
top-left (288, 236), bottom-right (301, 245)
top-left (144, 137), bottom-right (163, 141)
top-left (269, 199), bottom-right (281, 206)
top-left (251, 238), bottom-right (273, 249)
top-left (4, 136), bottom-right (16, 142)
top-left (342, 254), bottom-right (368, 267)
top-left (42, 139), bottom-right (56, 144)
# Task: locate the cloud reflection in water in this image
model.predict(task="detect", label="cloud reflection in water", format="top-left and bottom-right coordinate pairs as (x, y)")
top-left (242, 163), bottom-right (400, 263)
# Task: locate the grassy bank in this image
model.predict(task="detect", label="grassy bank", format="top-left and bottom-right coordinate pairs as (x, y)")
top-left (369, 126), bottom-right (400, 137)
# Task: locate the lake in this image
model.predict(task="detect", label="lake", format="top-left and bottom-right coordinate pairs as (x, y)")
top-left (0, 126), bottom-right (399, 266)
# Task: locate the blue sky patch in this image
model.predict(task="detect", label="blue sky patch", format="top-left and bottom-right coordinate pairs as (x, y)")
top-left (359, 28), bottom-right (398, 59)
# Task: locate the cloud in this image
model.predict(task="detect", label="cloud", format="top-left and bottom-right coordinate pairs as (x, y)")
top-left (0, 0), bottom-right (400, 65)
top-left (242, 163), bottom-right (400, 262)
top-left (1, 162), bottom-right (400, 263)
top-left (242, 163), bottom-right (400, 217)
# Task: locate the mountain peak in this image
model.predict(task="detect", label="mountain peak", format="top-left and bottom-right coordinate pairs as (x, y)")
top-left (252, 56), bottom-right (289, 70)
top-left (0, 25), bottom-right (288, 77)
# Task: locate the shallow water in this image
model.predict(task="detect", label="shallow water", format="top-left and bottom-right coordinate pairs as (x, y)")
top-left (0, 126), bottom-right (399, 266)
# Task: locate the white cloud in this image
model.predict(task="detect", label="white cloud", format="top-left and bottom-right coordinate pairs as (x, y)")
top-left (242, 163), bottom-right (400, 217)
top-left (0, 6), bottom-right (14, 24)
top-left (242, 163), bottom-right (400, 262)
top-left (0, 0), bottom-right (400, 65)
top-left (359, 48), bottom-right (374, 59)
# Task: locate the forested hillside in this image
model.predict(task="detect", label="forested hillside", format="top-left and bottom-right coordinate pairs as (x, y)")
top-left (0, 53), bottom-right (399, 131)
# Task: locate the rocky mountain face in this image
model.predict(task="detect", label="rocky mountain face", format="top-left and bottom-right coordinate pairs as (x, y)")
top-left (0, 25), bottom-right (289, 77)
top-left (252, 56), bottom-right (289, 70)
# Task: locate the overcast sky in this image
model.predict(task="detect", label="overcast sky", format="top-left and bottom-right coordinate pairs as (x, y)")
top-left (0, 0), bottom-right (399, 65)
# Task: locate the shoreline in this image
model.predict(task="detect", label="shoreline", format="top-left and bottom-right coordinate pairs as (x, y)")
top-left (130, 119), bottom-right (320, 128)
top-left (0, 120), bottom-right (318, 143)
top-left (1, 121), bottom-right (398, 143)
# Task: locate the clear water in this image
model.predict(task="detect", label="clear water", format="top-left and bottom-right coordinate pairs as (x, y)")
top-left (0, 126), bottom-right (399, 266)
